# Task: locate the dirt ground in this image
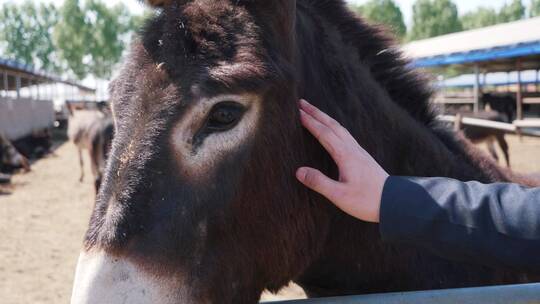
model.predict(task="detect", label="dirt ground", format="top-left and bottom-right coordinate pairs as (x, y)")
top-left (1, 134), bottom-right (539, 304)
top-left (0, 142), bottom-right (94, 304)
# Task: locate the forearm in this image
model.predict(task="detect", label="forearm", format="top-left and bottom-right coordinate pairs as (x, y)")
top-left (380, 176), bottom-right (540, 272)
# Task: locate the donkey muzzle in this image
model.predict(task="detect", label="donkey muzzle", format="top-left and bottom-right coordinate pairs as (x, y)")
top-left (71, 251), bottom-right (188, 304)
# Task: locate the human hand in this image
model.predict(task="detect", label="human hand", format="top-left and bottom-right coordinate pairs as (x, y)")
top-left (296, 99), bottom-right (389, 223)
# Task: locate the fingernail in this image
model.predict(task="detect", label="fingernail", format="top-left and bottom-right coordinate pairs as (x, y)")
top-left (299, 99), bottom-right (308, 106)
top-left (296, 167), bottom-right (307, 181)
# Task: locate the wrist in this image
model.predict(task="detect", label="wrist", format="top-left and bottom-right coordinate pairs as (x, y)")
top-left (372, 173), bottom-right (389, 223)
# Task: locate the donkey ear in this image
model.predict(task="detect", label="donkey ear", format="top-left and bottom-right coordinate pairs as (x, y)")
top-left (144, 0), bottom-right (174, 7)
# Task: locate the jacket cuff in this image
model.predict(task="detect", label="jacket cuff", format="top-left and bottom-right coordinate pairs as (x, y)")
top-left (379, 176), bottom-right (434, 243)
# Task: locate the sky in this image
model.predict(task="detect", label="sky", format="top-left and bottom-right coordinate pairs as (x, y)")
top-left (0, 0), bottom-right (515, 25)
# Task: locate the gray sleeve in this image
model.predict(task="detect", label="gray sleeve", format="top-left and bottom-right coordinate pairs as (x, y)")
top-left (379, 176), bottom-right (540, 271)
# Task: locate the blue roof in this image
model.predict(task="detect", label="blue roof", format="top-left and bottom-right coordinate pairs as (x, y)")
top-left (415, 41), bottom-right (540, 68)
top-left (402, 17), bottom-right (540, 69)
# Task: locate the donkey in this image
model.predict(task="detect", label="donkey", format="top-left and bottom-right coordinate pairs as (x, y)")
top-left (482, 93), bottom-right (516, 123)
top-left (452, 111), bottom-right (510, 167)
top-left (12, 129), bottom-right (53, 160)
top-left (71, 1), bottom-right (540, 303)
top-left (0, 132), bottom-right (30, 173)
top-left (67, 108), bottom-right (114, 193)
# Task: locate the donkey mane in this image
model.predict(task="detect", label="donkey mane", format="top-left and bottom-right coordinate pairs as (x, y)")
top-left (297, 0), bottom-right (524, 185)
top-left (306, 0), bottom-right (435, 125)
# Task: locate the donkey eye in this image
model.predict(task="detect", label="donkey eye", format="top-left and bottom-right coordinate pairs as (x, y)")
top-left (205, 102), bottom-right (245, 131)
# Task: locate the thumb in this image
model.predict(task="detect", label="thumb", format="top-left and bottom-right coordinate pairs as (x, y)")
top-left (296, 167), bottom-right (342, 202)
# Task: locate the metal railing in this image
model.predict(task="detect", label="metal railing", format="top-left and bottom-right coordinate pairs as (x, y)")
top-left (264, 283), bottom-right (540, 304)
top-left (438, 115), bottom-right (540, 137)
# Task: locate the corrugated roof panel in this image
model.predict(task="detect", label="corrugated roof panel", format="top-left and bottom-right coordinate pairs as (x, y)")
top-left (414, 41), bottom-right (540, 67)
top-left (402, 17), bottom-right (540, 59)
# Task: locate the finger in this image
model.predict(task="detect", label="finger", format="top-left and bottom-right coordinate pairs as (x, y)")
top-left (296, 167), bottom-right (344, 202)
top-left (299, 99), bottom-right (350, 140)
top-left (300, 109), bottom-right (348, 165)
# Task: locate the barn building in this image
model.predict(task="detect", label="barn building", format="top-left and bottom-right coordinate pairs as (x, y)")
top-left (0, 57), bottom-right (94, 141)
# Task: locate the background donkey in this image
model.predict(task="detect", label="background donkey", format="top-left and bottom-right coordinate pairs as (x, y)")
top-left (0, 132), bottom-right (30, 174)
top-left (67, 107), bottom-right (114, 193)
top-left (72, 1), bottom-right (539, 303)
top-left (452, 111), bottom-right (510, 167)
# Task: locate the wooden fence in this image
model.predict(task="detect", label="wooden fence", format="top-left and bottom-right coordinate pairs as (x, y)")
top-left (438, 115), bottom-right (540, 137)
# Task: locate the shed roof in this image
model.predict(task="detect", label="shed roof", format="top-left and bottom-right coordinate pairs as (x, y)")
top-left (0, 57), bottom-right (95, 92)
top-left (402, 17), bottom-right (540, 70)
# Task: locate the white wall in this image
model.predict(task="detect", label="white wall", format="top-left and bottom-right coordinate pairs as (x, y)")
top-left (0, 98), bottom-right (54, 140)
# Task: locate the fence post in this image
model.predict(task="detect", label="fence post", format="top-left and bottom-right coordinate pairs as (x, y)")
top-left (453, 113), bottom-right (463, 132)
top-left (16, 74), bottom-right (21, 100)
top-left (473, 64), bottom-right (480, 113)
top-left (2, 70), bottom-right (7, 98)
top-left (516, 59), bottom-right (523, 120)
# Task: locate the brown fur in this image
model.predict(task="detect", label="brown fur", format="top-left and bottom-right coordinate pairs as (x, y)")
top-left (146, 0), bottom-right (174, 7)
top-left (81, 1), bottom-right (540, 302)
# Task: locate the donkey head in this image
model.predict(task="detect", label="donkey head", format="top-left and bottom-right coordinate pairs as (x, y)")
top-left (72, 1), bottom-right (329, 303)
